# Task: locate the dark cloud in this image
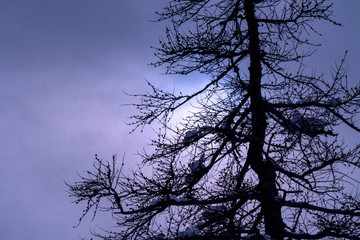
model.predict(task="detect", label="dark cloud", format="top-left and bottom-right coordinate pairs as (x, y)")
top-left (0, 1), bottom-right (167, 239)
top-left (0, 0), bottom-right (169, 76)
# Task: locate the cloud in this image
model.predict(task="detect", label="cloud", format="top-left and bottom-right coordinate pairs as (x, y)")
top-left (0, 0), bottom-right (359, 239)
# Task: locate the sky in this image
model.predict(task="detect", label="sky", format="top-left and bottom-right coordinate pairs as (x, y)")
top-left (0, 1), bottom-right (359, 239)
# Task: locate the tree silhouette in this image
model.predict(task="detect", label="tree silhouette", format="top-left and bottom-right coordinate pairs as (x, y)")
top-left (67, 1), bottom-right (360, 239)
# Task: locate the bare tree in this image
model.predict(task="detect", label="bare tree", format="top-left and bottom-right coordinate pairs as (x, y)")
top-left (67, 1), bottom-right (360, 239)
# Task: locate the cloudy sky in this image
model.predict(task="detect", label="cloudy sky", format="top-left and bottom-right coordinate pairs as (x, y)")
top-left (0, 1), bottom-right (359, 239)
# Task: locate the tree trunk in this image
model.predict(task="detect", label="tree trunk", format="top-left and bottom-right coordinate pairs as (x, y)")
top-left (244, 1), bottom-right (285, 239)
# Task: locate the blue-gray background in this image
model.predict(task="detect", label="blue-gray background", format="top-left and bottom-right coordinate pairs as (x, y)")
top-left (0, 1), bottom-right (359, 239)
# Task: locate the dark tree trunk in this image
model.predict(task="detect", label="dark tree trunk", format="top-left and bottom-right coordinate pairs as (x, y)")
top-left (244, 1), bottom-right (285, 239)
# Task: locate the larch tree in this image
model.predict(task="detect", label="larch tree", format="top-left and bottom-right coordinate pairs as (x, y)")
top-left (67, 0), bottom-right (360, 239)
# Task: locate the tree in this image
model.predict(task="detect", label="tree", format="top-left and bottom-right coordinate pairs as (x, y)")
top-left (67, 1), bottom-right (360, 239)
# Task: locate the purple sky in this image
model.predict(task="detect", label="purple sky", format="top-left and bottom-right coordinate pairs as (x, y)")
top-left (0, 1), bottom-right (359, 239)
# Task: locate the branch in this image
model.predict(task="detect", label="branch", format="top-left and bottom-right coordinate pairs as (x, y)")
top-left (282, 200), bottom-right (360, 217)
